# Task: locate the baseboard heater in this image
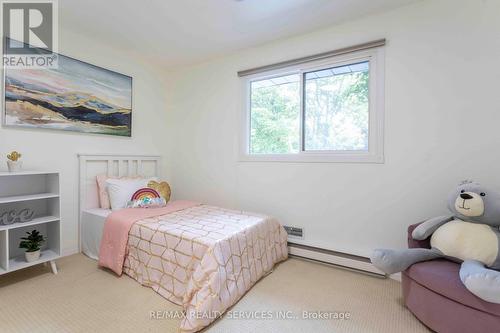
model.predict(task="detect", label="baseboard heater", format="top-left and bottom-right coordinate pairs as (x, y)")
top-left (288, 242), bottom-right (386, 277)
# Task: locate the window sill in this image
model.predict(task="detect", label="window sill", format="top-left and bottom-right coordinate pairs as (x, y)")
top-left (238, 152), bottom-right (384, 164)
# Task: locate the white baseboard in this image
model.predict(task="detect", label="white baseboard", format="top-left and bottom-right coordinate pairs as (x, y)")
top-left (61, 247), bottom-right (79, 257)
top-left (288, 243), bottom-right (386, 277)
top-left (389, 272), bottom-right (401, 282)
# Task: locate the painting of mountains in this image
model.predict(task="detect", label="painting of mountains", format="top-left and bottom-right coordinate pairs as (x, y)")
top-left (4, 52), bottom-right (132, 136)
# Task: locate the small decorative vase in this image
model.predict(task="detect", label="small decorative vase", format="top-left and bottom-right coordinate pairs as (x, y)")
top-left (7, 160), bottom-right (22, 172)
top-left (25, 250), bottom-right (40, 263)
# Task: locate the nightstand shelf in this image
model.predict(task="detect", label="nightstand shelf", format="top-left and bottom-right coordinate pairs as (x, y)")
top-left (0, 171), bottom-right (61, 275)
top-left (0, 216), bottom-right (59, 231)
top-left (9, 249), bottom-right (59, 271)
top-left (0, 193), bottom-right (59, 204)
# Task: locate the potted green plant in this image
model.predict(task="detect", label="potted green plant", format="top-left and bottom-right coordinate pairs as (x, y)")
top-left (19, 230), bottom-right (45, 262)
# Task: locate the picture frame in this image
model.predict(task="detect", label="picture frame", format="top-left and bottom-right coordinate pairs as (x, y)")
top-left (2, 38), bottom-right (133, 137)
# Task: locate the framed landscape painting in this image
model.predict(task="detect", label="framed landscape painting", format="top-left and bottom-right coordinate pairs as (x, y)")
top-left (3, 46), bottom-right (132, 137)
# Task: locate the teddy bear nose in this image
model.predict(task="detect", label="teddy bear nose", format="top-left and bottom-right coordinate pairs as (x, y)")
top-left (460, 193), bottom-right (473, 200)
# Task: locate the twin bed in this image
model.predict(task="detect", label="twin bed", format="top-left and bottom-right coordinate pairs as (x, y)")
top-left (78, 154), bottom-right (288, 332)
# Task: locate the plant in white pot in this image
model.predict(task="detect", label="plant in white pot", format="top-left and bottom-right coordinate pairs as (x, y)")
top-left (7, 151), bottom-right (22, 172)
top-left (19, 230), bottom-right (45, 262)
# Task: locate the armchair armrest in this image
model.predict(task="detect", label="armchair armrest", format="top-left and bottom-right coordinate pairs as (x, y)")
top-left (408, 222), bottom-right (431, 249)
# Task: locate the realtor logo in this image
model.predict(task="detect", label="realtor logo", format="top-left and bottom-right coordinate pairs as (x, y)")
top-left (2, 0), bottom-right (58, 68)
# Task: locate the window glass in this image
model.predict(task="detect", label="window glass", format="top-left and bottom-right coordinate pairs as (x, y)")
top-left (250, 74), bottom-right (301, 154)
top-left (304, 61), bottom-right (369, 151)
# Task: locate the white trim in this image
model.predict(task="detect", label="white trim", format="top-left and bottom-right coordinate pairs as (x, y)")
top-left (237, 39), bottom-right (386, 77)
top-left (239, 47), bottom-right (385, 163)
top-left (62, 247), bottom-right (80, 257)
top-left (288, 244), bottom-right (385, 276)
top-left (78, 154), bottom-right (161, 252)
top-left (389, 272), bottom-right (402, 282)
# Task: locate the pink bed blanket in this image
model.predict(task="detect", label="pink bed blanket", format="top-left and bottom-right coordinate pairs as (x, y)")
top-left (98, 200), bottom-right (199, 275)
top-left (99, 201), bottom-right (288, 332)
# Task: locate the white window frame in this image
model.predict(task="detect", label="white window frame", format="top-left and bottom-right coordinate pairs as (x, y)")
top-left (239, 47), bottom-right (385, 163)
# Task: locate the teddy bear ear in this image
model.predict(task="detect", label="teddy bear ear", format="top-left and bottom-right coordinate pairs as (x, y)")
top-left (459, 179), bottom-right (474, 185)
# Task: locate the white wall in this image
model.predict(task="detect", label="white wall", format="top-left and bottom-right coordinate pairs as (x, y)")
top-left (164, 0), bottom-right (500, 257)
top-left (0, 29), bottom-right (168, 255)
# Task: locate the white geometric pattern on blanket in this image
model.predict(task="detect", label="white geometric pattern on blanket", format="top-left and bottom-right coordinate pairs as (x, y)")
top-left (123, 204), bottom-right (288, 332)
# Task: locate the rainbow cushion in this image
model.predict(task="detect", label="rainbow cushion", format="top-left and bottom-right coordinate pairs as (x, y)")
top-left (127, 188), bottom-right (166, 208)
top-left (131, 188), bottom-right (160, 201)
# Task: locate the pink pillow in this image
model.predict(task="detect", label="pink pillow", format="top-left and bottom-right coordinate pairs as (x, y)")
top-left (96, 174), bottom-right (141, 209)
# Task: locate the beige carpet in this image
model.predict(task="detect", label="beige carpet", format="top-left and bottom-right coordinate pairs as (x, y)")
top-left (0, 254), bottom-right (429, 333)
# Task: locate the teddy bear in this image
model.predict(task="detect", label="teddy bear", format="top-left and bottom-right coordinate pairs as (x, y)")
top-left (371, 181), bottom-right (500, 304)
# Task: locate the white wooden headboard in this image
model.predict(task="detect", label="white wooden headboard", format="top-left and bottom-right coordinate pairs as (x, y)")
top-left (78, 154), bottom-right (161, 250)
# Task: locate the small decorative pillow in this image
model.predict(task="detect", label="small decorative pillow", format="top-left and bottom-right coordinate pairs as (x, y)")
top-left (147, 181), bottom-right (171, 203)
top-left (106, 178), bottom-right (157, 210)
top-left (126, 188), bottom-right (166, 208)
top-left (96, 174), bottom-right (141, 209)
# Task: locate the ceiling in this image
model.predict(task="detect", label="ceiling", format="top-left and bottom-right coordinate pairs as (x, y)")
top-left (59, 0), bottom-right (419, 68)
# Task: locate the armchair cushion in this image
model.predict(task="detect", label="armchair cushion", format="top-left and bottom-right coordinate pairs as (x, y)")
top-left (404, 260), bottom-right (500, 316)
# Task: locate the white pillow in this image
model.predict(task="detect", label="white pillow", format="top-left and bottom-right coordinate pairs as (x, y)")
top-left (106, 178), bottom-right (157, 211)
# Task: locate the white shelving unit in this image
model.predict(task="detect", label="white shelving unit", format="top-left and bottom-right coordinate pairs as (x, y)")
top-left (0, 171), bottom-right (60, 275)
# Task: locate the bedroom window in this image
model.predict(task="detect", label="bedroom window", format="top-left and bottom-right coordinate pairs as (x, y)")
top-left (240, 44), bottom-right (384, 163)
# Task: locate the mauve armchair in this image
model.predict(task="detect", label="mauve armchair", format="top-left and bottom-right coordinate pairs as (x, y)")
top-left (402, 223), bottom-right (500, 333)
